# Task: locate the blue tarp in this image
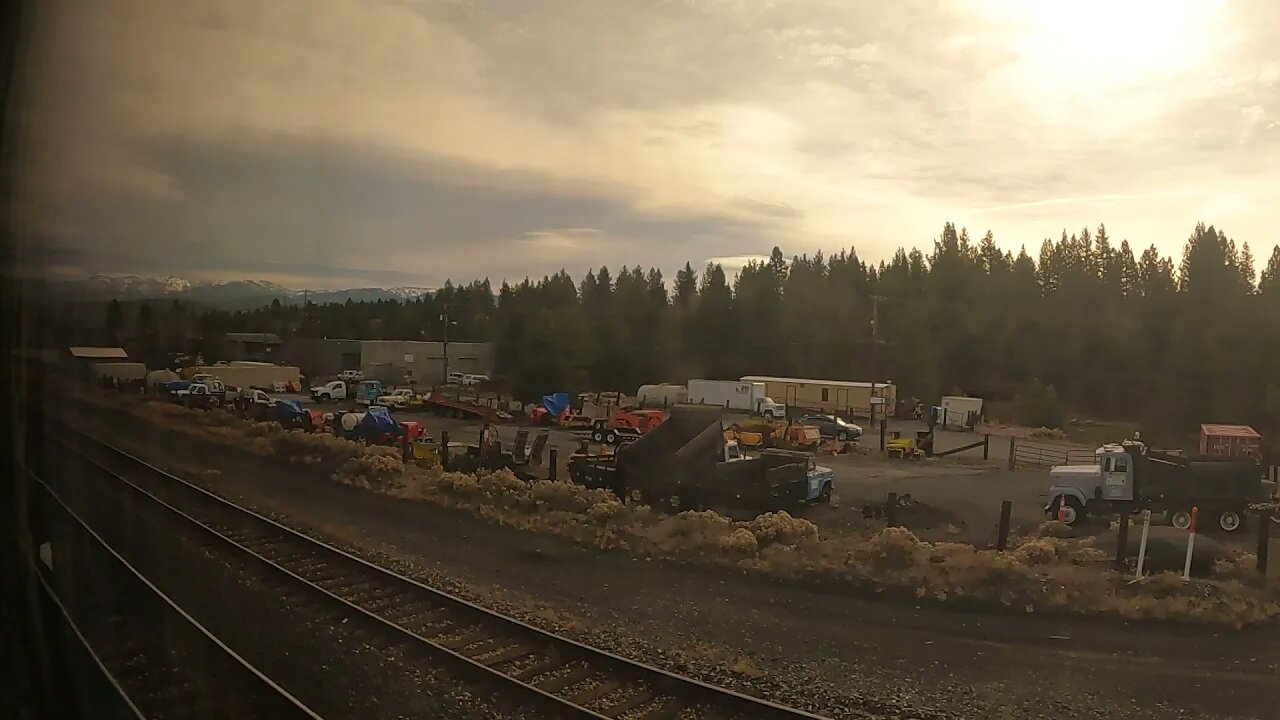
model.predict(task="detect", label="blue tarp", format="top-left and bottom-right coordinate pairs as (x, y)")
top-left (358, 406), bottom-right (403, 437)
top-left (541, 392), bottom-right (571, 417)
top-left (165, 380), bottom-right (192, 392)
top-left (275, 399), bottom-right (307, 423)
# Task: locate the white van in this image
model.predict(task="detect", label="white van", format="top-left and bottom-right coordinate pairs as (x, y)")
top-left (461, 373), bottom-right (490, 386)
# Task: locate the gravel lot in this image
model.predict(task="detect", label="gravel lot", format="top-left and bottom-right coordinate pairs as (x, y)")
top-left (58, 402), bottom-right (1280, 720)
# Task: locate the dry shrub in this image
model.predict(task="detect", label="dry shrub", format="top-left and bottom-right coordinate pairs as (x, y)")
top-left (1034, 520), bottom-right (1075, 538)
top-left (333, 453), bottom-right (404, 490)
top-left (530, 480), bottom-right (594, 514)
top-left (1010, 537), bottom-right (1063, 566)
top-left (1029, 427), bottom-right (1067, 440)
top-left (587, 496), bottom-right (625, 525)
top-left (745, 511), bottom-right (818, 547)
top-left (718, 528), bottom-right (760, 556)
top-left (477, 469), bottom-right (528, 507)
top-left (855, 526), bottom-right (927, 572)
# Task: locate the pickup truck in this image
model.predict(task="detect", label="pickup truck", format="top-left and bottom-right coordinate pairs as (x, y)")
top-left (376, 388), bottom-right (418, 409)
top-left (310, 380), bottom-right (348, 402)
top-left (172, 381), bottom-right (227, 408)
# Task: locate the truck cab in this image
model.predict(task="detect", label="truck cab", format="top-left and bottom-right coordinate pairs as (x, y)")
top-left (1045, 443), bottom-right (1135, 524)
top-left (310, 380), bottom-right (348, 402)
top-left (755, 397), bottom-right (786, 420)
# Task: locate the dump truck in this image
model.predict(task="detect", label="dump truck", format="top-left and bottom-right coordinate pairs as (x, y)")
top-left (1045, 439), bottom-right (1267, 532)
top-left (568, 406), bottom-right (819, 511)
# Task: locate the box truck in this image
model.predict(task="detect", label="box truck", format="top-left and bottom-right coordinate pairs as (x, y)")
top-left (687, 379), bottom-right (786, 419)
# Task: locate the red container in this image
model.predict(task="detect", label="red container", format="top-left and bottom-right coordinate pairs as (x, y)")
top-left (1199, 424), bottom-right (1261, 460)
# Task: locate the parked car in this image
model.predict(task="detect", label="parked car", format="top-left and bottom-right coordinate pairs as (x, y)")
top-left (338, 369), bottom-right (364, 382)
top-left (461, 373), bottom-right (491, 386)
top-left (800, 413), bottom-right (863, 441)
top-left (446, 371), bottom-right (465, 385)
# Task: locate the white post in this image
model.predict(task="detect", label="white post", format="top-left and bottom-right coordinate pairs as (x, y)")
top-left (1182, 506), bottom-right (1199, 581)
top-left (1135, 509), bottom-right (1152, 579)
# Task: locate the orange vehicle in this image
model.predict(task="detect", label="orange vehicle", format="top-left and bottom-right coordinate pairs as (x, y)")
top-left (590, 409), bottom-right (666, 445)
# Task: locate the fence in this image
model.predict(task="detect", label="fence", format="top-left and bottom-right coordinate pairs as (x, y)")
top-left (1008, 438), bottom-right (1095, 469)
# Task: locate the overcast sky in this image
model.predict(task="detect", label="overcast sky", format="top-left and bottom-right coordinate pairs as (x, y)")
top-left (12, 0), bottom-right (1280, 289)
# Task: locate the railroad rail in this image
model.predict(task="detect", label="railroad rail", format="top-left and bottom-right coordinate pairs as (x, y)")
top-left (22, 468), bottom-right (322, 720)
top-left (49, 422), bottom-right (827, 720)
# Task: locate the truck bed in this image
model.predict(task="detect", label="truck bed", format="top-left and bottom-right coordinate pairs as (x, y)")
top-left (1135, 450), bottom-right (1264, 503)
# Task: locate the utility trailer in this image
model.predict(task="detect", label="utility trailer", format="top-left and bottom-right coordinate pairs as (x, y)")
top-left (1046, 440), bottom-right (1268, 532)
top-left (568, 407), bottom-right (818, 511)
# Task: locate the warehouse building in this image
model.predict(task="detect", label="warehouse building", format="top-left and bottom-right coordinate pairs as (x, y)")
top-left (360, 340), bottom-right (492, 385)
top-left (280, 338), bottom-right (493, 385)
top-left (219, 332), bottom-right (283, 362)
top-left (65, 346), bottom-right (129, 380)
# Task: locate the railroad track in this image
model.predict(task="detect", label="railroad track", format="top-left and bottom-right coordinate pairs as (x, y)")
top-left (51, 423), bottom-right (827, 720)
top-left (24, 468), bottom-right (321, 720)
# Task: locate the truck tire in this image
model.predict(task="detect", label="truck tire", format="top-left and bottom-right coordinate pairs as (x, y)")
top-left (1052, 496), bottom-right (1083, 526)
top-left (592, 429), bottom-right (605, 443)
top-left (763, 410), bottom-right (774, 421)
top-left (1169, 509), bottom-right (1193, 530)
top-left (320, 393), bottom-right (330, 403)
top-left (820, 483), bottom-right (833, 504)
top-left (1217, 509), bottom-right (1244, 533)
top-left (604, 429), bottom-right (618, 445)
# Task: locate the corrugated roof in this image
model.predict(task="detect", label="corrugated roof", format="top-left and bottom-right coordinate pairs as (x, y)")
top-left (741, 375), bottom-right (895, 389)
top-left (224, 332), bottom-right (282, 343)
top-left (68, 346), bottom-right (128, 359)
top-left (1200, 424), bottom-right (1260, 438)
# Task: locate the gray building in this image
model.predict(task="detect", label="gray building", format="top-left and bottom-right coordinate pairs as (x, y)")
top-left (281, 338), bottom-right (362, 381)
top-left (360, 340), bottom-right (492, 385)
top-left (280, 338), bottom-right (492, 386)
top-left (219, 332), bottom-right (283, 362)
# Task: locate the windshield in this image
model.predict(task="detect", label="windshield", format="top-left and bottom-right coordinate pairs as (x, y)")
top-left (7, 3), bottom-right (1279, 720)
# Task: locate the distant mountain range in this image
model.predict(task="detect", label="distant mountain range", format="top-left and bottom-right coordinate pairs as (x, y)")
top-left (48, 274), bottom-right (436, 310)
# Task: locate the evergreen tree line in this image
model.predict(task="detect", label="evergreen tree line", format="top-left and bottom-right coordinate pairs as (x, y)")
top-left (197, 222), bottom-right (1280, 434)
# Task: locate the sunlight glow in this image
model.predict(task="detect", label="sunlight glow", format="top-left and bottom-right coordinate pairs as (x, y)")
top-left (979, 0), bottom-right (1226, 98)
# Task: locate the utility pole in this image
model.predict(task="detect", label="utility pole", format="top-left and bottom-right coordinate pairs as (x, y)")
top-left (440, 306), bottom-right (450, 384)
top-left (869, 294), bottom-right (886, 423)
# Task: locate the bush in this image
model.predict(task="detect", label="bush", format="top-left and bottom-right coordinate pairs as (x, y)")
top-left (745, 511), bottom-right (818, 547)
top-left (718, 528), bottom-right (759, 555)
top-left (1013, 378), bottom-right (1065, 429)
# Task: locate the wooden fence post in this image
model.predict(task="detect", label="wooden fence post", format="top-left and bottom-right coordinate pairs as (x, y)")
top-left (441, 430), bottom-right (450, 471)
top-left (1007, 436), bottom-right (1016, 469)
top-left (983, 434), bottom-right (990, 461)
top-left (886, 492), bottom-right (898, 527)
top-left (996, 500), bottom-right (1012, 551)
top-left (1258, 513), bottom-right (1271, 575)
top-left (1115, 513), bottom-right (1130, 564)
top-left (549, 448), bottom-right (559, 481)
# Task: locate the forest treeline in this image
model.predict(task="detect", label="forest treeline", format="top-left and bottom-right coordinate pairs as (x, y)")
top-left (189, 222), bottom-right (1280, 433)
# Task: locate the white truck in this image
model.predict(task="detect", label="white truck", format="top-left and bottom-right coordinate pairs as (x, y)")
top-left (687, 379), bottom-right (786, 419)
top-left (310, 380), bottom-right (348, 402)
top-left (375, 388), bottom-right (417, 409)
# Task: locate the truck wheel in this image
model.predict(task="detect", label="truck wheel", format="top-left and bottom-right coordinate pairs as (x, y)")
top-left (1169, 509), bottom-right (1193, 530)
top-left (1218, 510), bottom-right (1243, 533)
top-left (604, 429), bottom-right (618, 445)
top-left (592, 429), bottom-right (605, 443)
top-left (320, 393), bottom-right (330, 402)
top-left (820, 484), bottom-right (833, 504)
top-left (763, 411), bottom-right (774, 421)
top-left (1053, 496), bottom-right (1083, 526)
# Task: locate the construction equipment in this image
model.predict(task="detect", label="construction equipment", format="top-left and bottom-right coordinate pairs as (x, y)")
top-left (568, 407), bottom-right (821, 511)
top-left (589, 409), bottom-right (666, 445)
top-left (446, 428), bottom-right (551, 480)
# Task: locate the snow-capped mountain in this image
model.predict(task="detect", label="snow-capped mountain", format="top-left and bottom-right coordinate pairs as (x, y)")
top-left (48, 275), bottom-right (436, 309)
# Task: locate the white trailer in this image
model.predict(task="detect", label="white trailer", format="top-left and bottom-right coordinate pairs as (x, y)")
top-left (687, 379), bottom-right (786, 419)
top-left (635, 384), bottom-right (688, 409)
top-left (940, 396), bottom-right (983, 431)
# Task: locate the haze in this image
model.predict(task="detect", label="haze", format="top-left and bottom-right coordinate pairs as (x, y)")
top-left (12, 0), bottom-right (1280, 289)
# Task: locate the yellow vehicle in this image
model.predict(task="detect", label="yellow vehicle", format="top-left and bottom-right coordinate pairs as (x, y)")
top-left (885, 431), bottom-right (924, 460)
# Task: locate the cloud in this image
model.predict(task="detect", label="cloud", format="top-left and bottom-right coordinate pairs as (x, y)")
top-left (13, 0), bottom-right (1280, 288)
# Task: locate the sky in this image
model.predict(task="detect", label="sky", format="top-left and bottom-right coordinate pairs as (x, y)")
top-left (11, 0), bottom-right (1280, 289)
